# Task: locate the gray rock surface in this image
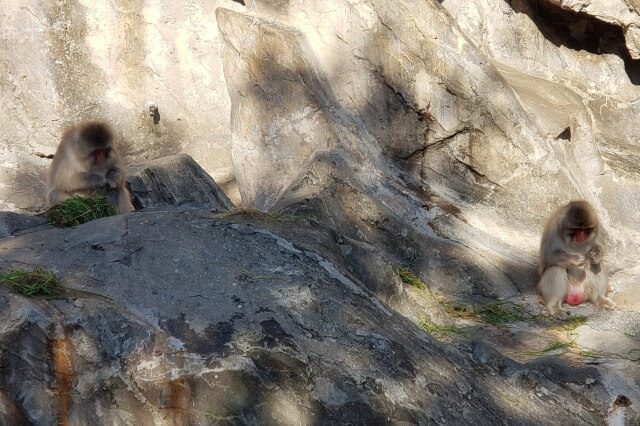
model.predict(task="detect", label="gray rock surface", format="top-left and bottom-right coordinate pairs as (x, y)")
top-left (2, 0), bottom-right (640, 423)
top-left (0, 210), bottom-right (622, 424)
top-left (127, 154), bottom-right (235, 212)
top-left (216, 1), bottom-right (640, 423)
top-left (544, 0), bottom-right (640, 59)
top-left (0, 213), bottom-right (47, 240)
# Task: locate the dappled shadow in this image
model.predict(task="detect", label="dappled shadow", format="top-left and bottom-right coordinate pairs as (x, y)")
top-left (0, 210), bottom-right (597, 423)
top-left (214, 5), bottom-right (640, 420)
top-left (6, 164), bottom-right (48, 214)
top-left (2, 1), bottom-right (636, 422)
top-left (505, 0), bottom-right (640, 84)
top-left (217, 6), bottom-right (541, 305)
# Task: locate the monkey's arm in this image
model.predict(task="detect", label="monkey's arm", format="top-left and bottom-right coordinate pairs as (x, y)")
top-left (58, 172), bottom-right (106, 194)
top-left (547, 250), bottom-right (585, 268)
top-left (48, 170), bottom-right (106, 204)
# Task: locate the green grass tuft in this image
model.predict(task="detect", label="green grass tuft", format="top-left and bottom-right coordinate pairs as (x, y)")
top-left (397, 267), bottom-right (427, 289)
top-left (215, 208), bottom-right (308, 223)
top-left (46, 195), bottom-right (116, 227)
top-left (471, 302), bottom-right (536, 324)
top-left (552, 315), bottom-right (588, 331)
top-left (0, 267), bottom-right (63, 297)
top-left (513, 340), bottom-right (575, 357)
top-left (418, 315), bottom-right (468, 338)
top-left (438, 300), bottom-right (535, 324)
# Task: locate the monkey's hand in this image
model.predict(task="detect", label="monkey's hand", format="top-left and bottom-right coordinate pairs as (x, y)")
top-left (588, 245), bottom-right (603, 264)
top-left (84, 172), bottom-right (107, 188)
top-left (105, 169), bottom-right (121, 190)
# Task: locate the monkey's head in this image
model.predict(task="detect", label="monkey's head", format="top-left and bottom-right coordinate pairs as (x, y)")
top-left (76, 121), bottom-right (114, 165)
top-left (561, 200), bottom-right (598, 247)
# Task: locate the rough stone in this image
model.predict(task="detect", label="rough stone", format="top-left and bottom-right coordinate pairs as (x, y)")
top-left (2, 0), bottom-right (640, 423)
top-left (545, 0), bottom-right (640, 59)
top-left (0, 213), bottom-right (47, 239)
top-left (127, 154), bottom-right (235, 212)
top-left (216, 2), bottom-right (640, 423)
top-left (0, 210), bottom-right (624, 424)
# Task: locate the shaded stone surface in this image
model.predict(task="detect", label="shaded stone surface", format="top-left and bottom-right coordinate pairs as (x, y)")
top-left (217, 1), bottom-right (640, 424)
top-left (127, 154), bottom-right (235, 212)
top-left (1, 0), bottom-right (640, 423)
top-left (0, 210), bottom-right (623, 424)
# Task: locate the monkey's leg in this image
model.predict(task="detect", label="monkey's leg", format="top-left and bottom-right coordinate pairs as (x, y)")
top-left (587, 263), bottom-right (616, 310)
top-left (538, 267), bottom-right (570, 318)
top-left (116, 187), bottom-right (135, 213)
top-left (46, 189), bottom-right (69, 207)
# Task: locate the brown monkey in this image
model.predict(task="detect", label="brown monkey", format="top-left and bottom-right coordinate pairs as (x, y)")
top-left (46, 121), bottom-right (134, 213)
top-left (538, 200), bottom-right (614, 317)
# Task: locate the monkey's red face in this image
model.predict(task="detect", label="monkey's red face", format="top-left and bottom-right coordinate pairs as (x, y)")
top-left (571, 227), bottom-right (592, 245)
top-left (93, 148), bottom-right (109, 164)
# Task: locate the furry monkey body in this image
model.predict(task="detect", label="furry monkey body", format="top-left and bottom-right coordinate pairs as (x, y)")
top-left (538, 201), bottom-right (614, 317)
top-left (46, 121), bottom-right (134, 213)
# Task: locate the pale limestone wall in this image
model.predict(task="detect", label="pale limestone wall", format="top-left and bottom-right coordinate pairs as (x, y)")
top-left (0, 0), bottom-right (244, 212)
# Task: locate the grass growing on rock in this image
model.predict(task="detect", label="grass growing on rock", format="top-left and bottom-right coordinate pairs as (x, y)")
top-left (432, 297), bottom-right (535, 324)
top-left (396, 267), bottom-right (534, 323)
top-left (418, 315), bottom-right (468, 339)
top-left (551, 315), bottom-right (588, 331)
top-left (397, 267), bottom-right (427, 289)
top-left (513, 340), bottom-right (576, 357)
top-left (215, 208), bottom-right (308, 223)
top-left (46, 195), bottom-right (116, 227)
top-left (0, 267), bottom-right (63, 297)
top-left (469, 302), bottom-right (537, 324)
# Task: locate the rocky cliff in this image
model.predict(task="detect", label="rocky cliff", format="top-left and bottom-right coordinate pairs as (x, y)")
top-left (1, 0), bottom-right (640, 424)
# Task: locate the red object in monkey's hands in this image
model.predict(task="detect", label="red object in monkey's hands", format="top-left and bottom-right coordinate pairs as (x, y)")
top-left (95, 149), bottom-right (106, 164)
top-left (565, 291), bottom-right (584, 305)
top-left (573, 228), bottom-right (588, 244)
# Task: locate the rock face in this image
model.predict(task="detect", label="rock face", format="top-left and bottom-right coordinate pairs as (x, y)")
top-left (217, 0), bottom-right (640, 300)
top-left (0, 0), bottom-right (245, 213)
top-left (0, 211), bottom-right (617, 424)
top-left (2, 0), bottom-right (640, 423)
top-left (545, 0), bottom-right (640, 59)
top-left (216, 0), bottom-right (640, 422)
top-left (127, 154), bottom-right (235, 212)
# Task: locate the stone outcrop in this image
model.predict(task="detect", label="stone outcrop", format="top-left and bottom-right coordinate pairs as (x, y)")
top-left (2, 0), bottom-right (640, 423)
top-left (127, 154), bottom-right (234, 212)
top-left (0, 210), bottom-right (621, 424)
top-left (546, 0), bottom-right (640, 59)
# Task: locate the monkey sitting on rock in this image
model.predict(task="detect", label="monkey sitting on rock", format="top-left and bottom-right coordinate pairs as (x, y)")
top-left (538, 200), bottom-right (615, 318)
top-left (46, 120), bottom-right (134, 214)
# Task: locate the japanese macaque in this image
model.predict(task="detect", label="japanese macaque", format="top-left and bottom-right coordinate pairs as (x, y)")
top-left (46, 121), bottom-right (134, 213)
top-left (538, 200), bottom-right (615, 317)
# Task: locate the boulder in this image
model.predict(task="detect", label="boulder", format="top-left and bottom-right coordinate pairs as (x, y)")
top-left (127, 154), bottom-right (235, 212)
top-left (0, 210), bottom-right (618, 424)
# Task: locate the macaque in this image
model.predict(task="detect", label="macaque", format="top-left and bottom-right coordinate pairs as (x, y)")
top-left (538, 200), bottom-right (614, 317)
top-left (46, 121), bottom-right (134, 213)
